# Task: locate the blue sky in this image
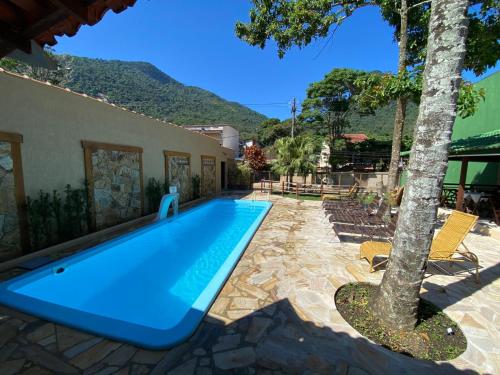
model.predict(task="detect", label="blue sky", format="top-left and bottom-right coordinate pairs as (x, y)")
top-left (53, 0), bottom-right (497, 120)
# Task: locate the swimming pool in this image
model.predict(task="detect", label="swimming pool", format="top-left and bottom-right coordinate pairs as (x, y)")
top-left (0, 199), bottom-right (272, 349)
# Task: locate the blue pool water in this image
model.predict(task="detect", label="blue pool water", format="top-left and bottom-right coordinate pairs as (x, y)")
top-left (0, 199), bottom-right (272, 349)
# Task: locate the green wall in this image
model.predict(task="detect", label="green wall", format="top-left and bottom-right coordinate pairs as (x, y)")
top-left (401, 72), bottom-right (500, 186)
top-left (444, 72), bottom-right (500, 185)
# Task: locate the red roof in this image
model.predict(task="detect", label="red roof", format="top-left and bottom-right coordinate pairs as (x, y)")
top-left (342, 133), bottom-right (368, 143)
top-left (0, 0), bottom-right (136, 57)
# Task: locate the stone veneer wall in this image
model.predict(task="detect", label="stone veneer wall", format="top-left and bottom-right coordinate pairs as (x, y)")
top-left (0, 141), bottom-right (21, 260)
top-left (201, 157), bottom-right (216, 197)
top-left (91, 149), bottom-right (142, 230)
top-left (168, 155), bottom-right (191, 203)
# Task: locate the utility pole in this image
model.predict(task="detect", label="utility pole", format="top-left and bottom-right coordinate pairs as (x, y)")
top-left (291, 97), bottom-right (297, 138)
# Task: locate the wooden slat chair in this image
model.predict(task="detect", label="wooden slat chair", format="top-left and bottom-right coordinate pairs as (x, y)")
top-left (322, 182), bottom-right (359, 202)
top-left (359, 210), bottom-right (480, 282)
top-left (329, 201), bottom-right (389, 226)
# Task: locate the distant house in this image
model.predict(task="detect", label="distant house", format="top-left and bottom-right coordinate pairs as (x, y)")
top-left (183, 125), bottom-right (240, 158)
top-left (319, 133), bottom-right (369, 170)
top-left (342, 133), bottom-right (368, 144)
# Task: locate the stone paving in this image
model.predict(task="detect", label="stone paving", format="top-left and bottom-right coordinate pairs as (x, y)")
top-left (0, 194), bottom-right (499, 374)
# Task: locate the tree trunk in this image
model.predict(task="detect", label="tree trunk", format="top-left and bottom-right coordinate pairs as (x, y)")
top-left (371, 0), bottom-right (470, 330)
top-left (387, 0), bottom-right (409, 191)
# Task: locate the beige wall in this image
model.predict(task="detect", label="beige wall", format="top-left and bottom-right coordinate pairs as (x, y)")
top-left (0, 71), bottom-right (232, 199)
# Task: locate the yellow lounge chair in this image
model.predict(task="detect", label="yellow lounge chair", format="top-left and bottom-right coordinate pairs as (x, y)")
top-left (359, 210), bottom-right (480, 282)
top-left (322, 182), bottom-right (359, 201)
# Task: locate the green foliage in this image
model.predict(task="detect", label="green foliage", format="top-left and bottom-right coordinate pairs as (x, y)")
top-left (192, 175), bottom-right (201, 199)
top-left (257, 118), bottom-right (294, 146)
top-left (0, 51), bottom-right (66, 85)
top-left (347, 101), bottom-right (419, 137)
top-left (457, 83), bottom-right (486, 118)
top-left (228, 163), bottom-right (253, 189)
top-left (236, 0), bottom-right (499, 77)
top-left (26, 184), bottom-right (89, 251)
top-left (329, 138), bottom-right (347, 170)
top-left (235, 0), bottom-right (376, 58)
top-left (382, 0), bottom-right (499, 75)
top-left (272, 135), bottom-right (321, 181)
top-left (145, 178), bottom-right (169, 213)
top-left (355, 71), bottom-right (422, 110)
top-left (356, 71), bottom-right (486, 120)
top-left (62, 56), bottom-right (265, 138)
top-left (300, 68), bottom-right (372, 138)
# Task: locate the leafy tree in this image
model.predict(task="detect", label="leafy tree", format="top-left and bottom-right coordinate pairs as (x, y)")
top-left (257, 118), bottom-right (294, 146)
top-left (300, 68), bottom-right (371, 170)
top-left (236, 0), bottom-right (499, 189)
top-left (372, 0), bottom-right (472, 329)
top-left (244, 145), bottom-right (268, 171)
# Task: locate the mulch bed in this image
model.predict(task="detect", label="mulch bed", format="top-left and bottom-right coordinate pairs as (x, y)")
top-left (335, 282), bottom-right (467, 361)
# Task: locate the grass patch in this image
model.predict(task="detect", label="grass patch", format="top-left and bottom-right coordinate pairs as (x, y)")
top-left (335, 283), bottom-right (467, 361)
top-left (271, 192), bottom-right (322, 201)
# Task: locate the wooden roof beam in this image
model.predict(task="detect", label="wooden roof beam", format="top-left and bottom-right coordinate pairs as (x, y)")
top-left (0, 21), bottom-right (31, 53)
top-left (47, 0), bottom-right (90, 24)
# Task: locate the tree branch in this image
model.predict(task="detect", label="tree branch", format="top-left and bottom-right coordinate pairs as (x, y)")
top-left (408, 0), bottom-right (432, 10)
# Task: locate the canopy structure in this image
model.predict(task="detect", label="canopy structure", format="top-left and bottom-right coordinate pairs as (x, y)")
top-left (0, 0), bottom-right (136, 58)
top-left (401, 129), bottom-right (500, 210)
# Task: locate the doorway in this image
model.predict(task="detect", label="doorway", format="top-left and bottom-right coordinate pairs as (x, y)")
top-left (221, 161), bottom-right (226, 190)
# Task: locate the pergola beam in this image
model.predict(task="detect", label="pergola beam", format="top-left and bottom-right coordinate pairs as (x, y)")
top-left (455, 157), bottom-right (469, 211)
top-left (47, 0), bottom-right (90, 24)
top-left (0, 21), bottom-right (31, 54)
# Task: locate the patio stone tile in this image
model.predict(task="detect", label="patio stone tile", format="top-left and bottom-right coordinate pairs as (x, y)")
top-left (103, 344), bottom-right (137, 366)
top-left (169, 357), bottom-right (197, 375)
top-left (56, 325), bottom-right (94, 352)
top-left (26, 323), bottom-right (54, 343)
top-left (19, 366), bottom-right (52, 375)
top-left (213, 346), bottom-right (256, 369)
top-left (132, 349), bottom-right (168, 365)
top-left (130, 364), bottom-right (150, 375)
top-left (212, 334), bottom-right (241, 352)
top-left (149, 343), bottom-right (190, 374)
top-left (0, 359), bottom-right (25, 375)
top-left (69, 340), bottom-right (121, 369)
top-left (21, 345), bottom-right (79, 374)
top-left (63, 337), bottom-right (103, 359)
top-left (245, 317), bottom-right (273, 344)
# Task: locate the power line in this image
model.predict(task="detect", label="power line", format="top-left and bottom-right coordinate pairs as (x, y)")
top-left (313, 24), bottom-right (340, 60)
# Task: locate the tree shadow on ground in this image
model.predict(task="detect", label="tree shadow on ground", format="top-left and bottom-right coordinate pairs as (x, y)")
top-left (161, 298), bottom-right (481, 374)
top-left (420, 262), bottom-right (500, 311)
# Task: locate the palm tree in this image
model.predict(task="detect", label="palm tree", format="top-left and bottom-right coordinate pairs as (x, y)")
top-left (290, 136), bottom-right (320, 184)
top-left (272, 136), bottom-right (320, 184)
top-left (271, 137), bottom-right (295, 182)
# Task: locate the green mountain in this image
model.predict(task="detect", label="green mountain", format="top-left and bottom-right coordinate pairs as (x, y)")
top-left (347, 101), bottom-right (418, 138)
top-left (61, 55), bottom-right (266, 138)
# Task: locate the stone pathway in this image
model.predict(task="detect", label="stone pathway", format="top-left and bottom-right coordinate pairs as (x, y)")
top-left (0, 195), bottom-right (499, 374)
